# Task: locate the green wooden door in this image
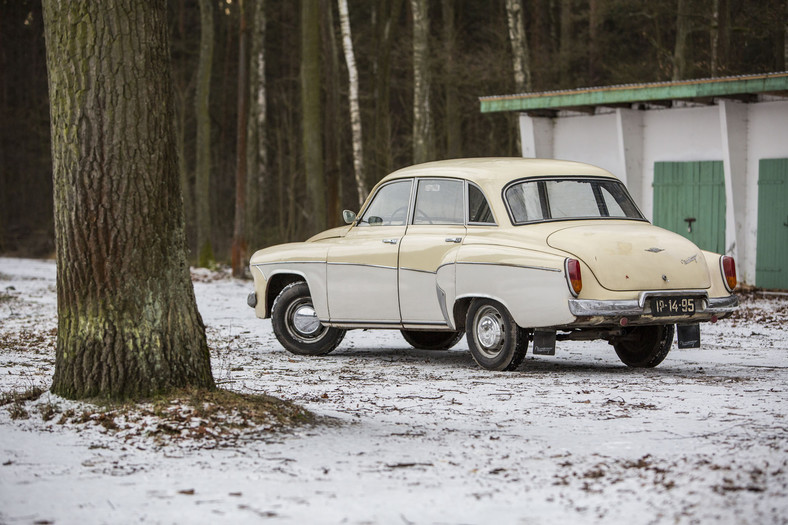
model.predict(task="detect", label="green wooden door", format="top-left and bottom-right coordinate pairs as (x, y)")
top-left (756, 158), bottom-right (788, 290)
top-left (653, 161), bottom-right (726, 253)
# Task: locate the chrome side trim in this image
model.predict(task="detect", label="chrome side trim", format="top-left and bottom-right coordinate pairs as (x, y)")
top-left (252, 261), bottom-right (324, 267)
top-left (327, 261), bottom-right (398, 271)
top-left (457, 261), bottom-right (562, 273)
top-left (400, 266), bottom-right (436, 275)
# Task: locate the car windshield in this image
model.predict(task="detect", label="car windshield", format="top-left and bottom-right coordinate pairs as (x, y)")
top-left (505, 177), bottom-right (643, 224)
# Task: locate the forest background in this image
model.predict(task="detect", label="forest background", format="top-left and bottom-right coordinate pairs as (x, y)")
top-left (1, 0), bottom-right (786, 267)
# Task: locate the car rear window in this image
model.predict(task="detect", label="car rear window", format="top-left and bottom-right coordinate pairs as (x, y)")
top-left (505, 178), bottom-right (643, 224)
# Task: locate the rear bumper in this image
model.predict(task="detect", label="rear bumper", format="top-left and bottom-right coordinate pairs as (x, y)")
top-left (568, 291), bottom-right (738, 324)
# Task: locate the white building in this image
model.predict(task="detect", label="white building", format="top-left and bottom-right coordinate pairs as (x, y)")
top-left (480, 72), bottom-right (788, 289)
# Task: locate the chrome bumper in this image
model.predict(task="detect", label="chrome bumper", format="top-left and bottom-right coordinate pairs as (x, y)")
top-left (568, 291), bottom-right (738, 318)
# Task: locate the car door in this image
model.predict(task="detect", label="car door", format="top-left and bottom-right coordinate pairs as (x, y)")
top-left (398, 178), bottom-right (466, 326)
top-left (326, 179), bottom-right (413, 324)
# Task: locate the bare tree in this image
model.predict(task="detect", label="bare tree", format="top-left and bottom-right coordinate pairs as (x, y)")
top-left (411, 0), bottom-right (433, 164)
top-left (302, 0), bottom-right (327, 233)
top-left (233, 0), bottom-right (249, 277)
top-left (673, 0), bottom-right (690, 80)
top-left (246, 0), bottom-right (268, 249)
top-left (505, 0), bottom-right (532, 92)
top-left (42, 0), bottom-right (214, 399)
top-left (338, 0), bottom-right (368, 207)
top-left (196, 0), bottom-right (215, 266)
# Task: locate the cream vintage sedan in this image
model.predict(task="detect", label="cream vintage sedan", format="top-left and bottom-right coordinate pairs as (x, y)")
top-left (247, 158), bottom-right (738, 371)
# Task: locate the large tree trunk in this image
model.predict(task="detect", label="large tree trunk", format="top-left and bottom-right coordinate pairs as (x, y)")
top-left (195, 0), bottom-right (215, 266)
top-left (672, 0), bottom-right (690, 80)
top-left (505, 0), bottom-right (532, 92)
top-left (322, 0), bottom-right (342, 225)
top-left (301, 0), bottom-right (326, 234)
top-left (372, 0), bottom-right (403, 178)
top-left (411, 0), bottom-right (433, 164)
top-left (442, 0), bottom-right (461, 158)
top-left (338, 0), bottom-right (368, 208)
top-left (42, 0), bottom-right (214, 400)
top-left (246, 0), bottom-right (268, 249)
top-left (232, 0), bottom-right (249, 278)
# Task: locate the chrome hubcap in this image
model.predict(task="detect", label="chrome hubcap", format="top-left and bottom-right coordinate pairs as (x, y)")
top-left (292, 304), bottom-right (321, 336)
top-left (475, 306), bottom-right (504, 357)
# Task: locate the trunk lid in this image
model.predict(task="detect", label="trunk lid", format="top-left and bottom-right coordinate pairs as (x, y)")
top-left (547, 222), bottom-right (710, 291)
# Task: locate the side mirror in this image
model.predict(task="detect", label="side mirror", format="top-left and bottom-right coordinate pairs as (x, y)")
top-left (342, 209), bottom-right (357, 224)
top-left (368, 216), bottom-right (383, 226)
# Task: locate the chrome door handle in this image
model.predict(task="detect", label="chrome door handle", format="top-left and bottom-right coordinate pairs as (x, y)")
top-left (382, 238), bottom-right (398, 245)
top-left (445, 237), bottom-right (463, 243)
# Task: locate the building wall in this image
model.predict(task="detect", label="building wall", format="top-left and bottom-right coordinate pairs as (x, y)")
top-left (519, 98), bottom-right (788, 285)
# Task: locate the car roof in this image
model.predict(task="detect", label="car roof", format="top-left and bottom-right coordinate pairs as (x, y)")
top-left (379, 157), bottom-right (619, 194)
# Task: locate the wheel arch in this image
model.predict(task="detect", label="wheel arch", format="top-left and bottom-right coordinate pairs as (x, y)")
top-left (265, 272), bottom-right (309, 318)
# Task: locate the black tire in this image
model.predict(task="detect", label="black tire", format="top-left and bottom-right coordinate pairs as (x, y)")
top-left (401, 330), bottom-right (464, 350)
top-left (613, 324), bottom-right (674, 368)
top-left (465, 299), bottom-right (528, 371)
top-left (271, 282), bottom-right (346, 356)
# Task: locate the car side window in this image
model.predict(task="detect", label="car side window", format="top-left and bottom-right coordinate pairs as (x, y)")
top-left (413, 179), bottom-right (464, 225)
top-left (468, 184), bottom-right (495, 224)
top-left (358, 179), bottom-right (413, 226)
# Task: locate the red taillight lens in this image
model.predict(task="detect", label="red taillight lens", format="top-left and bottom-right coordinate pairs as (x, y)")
top-left (721, 256), bottom-right (737, 291)
top-left (566, 258), bottom-right (582, 296)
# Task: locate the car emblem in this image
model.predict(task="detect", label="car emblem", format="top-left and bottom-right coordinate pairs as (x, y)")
top-left (681, 254), bottom-right (698, 265)
top-left (645, 247), bottom-right (664, 253)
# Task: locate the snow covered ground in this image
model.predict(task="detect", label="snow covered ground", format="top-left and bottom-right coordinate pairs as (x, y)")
top-left (1, 257), bottom-right (786, 524)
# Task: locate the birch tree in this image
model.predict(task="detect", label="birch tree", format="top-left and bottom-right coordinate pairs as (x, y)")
top-left (42, 0), bottom-right (214, 399)
top-left (411, 0), bottom-right (433, 164)
top-left (337, 0), bottom-right (368, 207)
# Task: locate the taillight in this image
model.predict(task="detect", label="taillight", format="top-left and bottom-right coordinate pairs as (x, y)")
top-left (721, 256), bottom-right (737, 292)
top-left (565, 258), bottom-right (582, 297)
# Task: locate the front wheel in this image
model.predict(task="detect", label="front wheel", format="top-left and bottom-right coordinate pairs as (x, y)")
top-left (465, 299), bottom-right (528, 371)
top-left (613, 324), bottom-right (674, 368)
top-left (401, 330), bottom-right (464, 350)
top-left (271, 282), bottom-right (346, 356)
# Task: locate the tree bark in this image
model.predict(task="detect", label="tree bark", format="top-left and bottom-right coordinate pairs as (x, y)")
top-left (42, 0), bottom-right (214, 400)
top-left (672, 0), bottom-right (690, 80)
top-left (559, 0), bottom-right (572, 85)
top-left (232, 0), bottom-right (249, 278)
top-left (372, 0), bottom-right (403, 178)
top-left (505, 0), bottom-right (532, 92)
top-left (442, 0), bottom-right (461, 158)
top-left (195, 0), bottom-right (215, 266)
top-left (411, 0), bottom-right (433, 164)
top-left (322, 0), bottom-right (342, 225)
top-left (301, 0), bottom-right (326, 233)
top-left (588, 0), bottom-right (601, 84)
top-left (246, 0), bottom-right (268, 249)
top-left (338, 0), bottom-right (368, 208)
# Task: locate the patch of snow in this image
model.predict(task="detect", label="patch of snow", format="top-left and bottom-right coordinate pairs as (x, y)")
top-left (1, 257), bottom-right (787, 524)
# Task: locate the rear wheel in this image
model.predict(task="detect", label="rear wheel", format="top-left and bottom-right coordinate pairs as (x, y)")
top-left (271, 282), bottom-right (346, 356)
top-left (401, 330), bottom-right (464, 350)
top-left (465, 299), bottom-right (528, 371)
top-left (613, 324), bottom-right (674, 368)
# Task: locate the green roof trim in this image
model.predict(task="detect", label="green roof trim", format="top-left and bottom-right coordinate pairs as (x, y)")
top-left (480, 72), bottom-right (788, 113)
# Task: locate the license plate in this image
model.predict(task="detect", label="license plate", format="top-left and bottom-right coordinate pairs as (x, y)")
top-left (651, 296), bottom-right (696, 316)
